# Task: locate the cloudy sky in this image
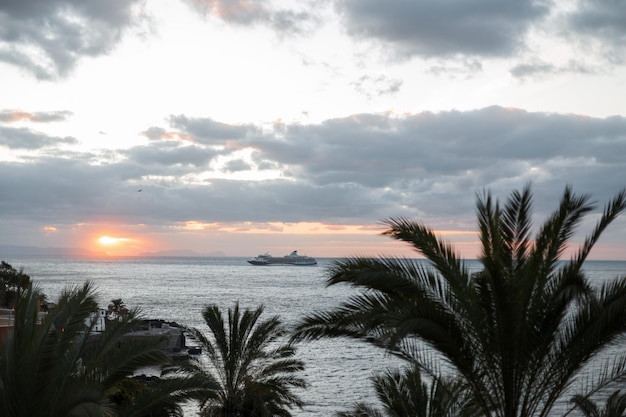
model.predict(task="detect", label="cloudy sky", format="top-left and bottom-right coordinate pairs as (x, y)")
top-left (1, 0), bottom-right (625, 259)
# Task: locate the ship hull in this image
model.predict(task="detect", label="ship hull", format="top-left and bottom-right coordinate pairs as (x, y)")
top-left (247, 258), bottom-right (317, 266)
top-left (247, 251), bottom-right (317, 266)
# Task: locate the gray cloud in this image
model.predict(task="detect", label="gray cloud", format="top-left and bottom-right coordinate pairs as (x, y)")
top-left (0, 126), bottom-right (77, 149)
top-left (141, 127), bottom-right (176, 141)
top-left (509, 59), bottom-right (597, 79)
top-left (168, 115), bottom-right (259, 145)
top-left (0, 0), bottom-right (147, 80)
top-left (0, 155), bottom-right (390, 228)
top-left (224, 159), bottom-right (252, 172)
top-left (184, 0), bottom-right (548, 60)
top-left (351, 74), bottom-right (403, 99)
top-left (336, 0), bottom-right (549, 59)
top-left (122, 141), bottom-right (224, 169)
top-left (2, 106), bottom-right (625, 235)
top-left (0, 156), bottom-right (129, 220)
top-left (510, 61), bottom-right (558, 79)
top-left (511, 1), bottom-right (626, 75)
top-left (180, 0), bottom-right (626, 80)
top-left (567, 0), bottom-right (626, 57)
top-left (4, 0), bottom-right (624, 84)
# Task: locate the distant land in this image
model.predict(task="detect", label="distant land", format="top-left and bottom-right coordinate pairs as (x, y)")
top-left (0, 245), bottom-right (106, 257)
top-left (0, 245), bottom-right (225, 257)
top-left (138, 249), bottom-right (226, 257)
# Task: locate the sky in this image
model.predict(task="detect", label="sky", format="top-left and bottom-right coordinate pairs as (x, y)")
top-left (1, 0), bottom-right (626, 259)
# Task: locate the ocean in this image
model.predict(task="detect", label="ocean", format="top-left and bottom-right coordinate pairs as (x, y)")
top-left (3, 256), bottom-right (626, 416)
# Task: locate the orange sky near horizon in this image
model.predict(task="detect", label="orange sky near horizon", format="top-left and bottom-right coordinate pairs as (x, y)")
top-left (83, 221), bottom-right (483, 258)
top-left (78, 220), bottom-right (625, 261)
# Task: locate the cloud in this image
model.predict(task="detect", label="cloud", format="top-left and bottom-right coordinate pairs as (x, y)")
top-left (122, 141), bottom-right (224, 168)
top-left (0, 126), bottom-right (77, 150)
top-left (224, 159), bottom-right (252, 172)
top-left (0, 110), bottom-right (73, 123)
top-left (178, 106), bottom-right (626, 217)
top-left (4, 0), bottom-right (621, 85)
top-left (168, 115), bottom-right (260, 145)
top-left (2, 106), bottom-right (625, 236)
top-left (351, 74), bottom-right (403, 99)
top-left (179, 0), bottom-right (625, 80)
top-left (509, 60), bottom-right (595, 79)
top-left (336, 0), bottom-right (549, 59)
top-left (511, 0), bottom-right (626, 76)
top-left (0, 0), bottom-right (148, 80)
top-left (566, 0), bottom-right (626, 60)
top-left (140, 127), bottom-right (194, 142)
top-left (182, 0), bottom-right (626, 69)
top-left (184, 0), bottom-right (321, 34)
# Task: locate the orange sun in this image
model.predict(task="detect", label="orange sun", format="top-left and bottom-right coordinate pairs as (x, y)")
top-left (98, 236), bottom-right (123, 245)
top-left (95, 235), bottom-right (138, 256)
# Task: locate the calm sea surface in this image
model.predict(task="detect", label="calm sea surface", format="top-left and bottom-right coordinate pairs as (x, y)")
top-left (3, 256), bottom-right (626, 416)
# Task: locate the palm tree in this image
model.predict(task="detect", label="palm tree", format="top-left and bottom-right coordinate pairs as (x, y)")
top-left (294, 184), bottom-right (626, 417)
top-left (0, 281), bottom-right (207, 417)
top-left (107, 298), bottom-right (130, 320)
top-left (571, 390), bottom-right (626, 417)
top-left (183, 302), bottom-right (307, 417)
top-left (0, 261), bottom-right (31, 308)
top-left (337, 366), bottom-right (472, 417)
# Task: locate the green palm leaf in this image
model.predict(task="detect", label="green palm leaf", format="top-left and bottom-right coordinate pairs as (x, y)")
top-left (0, 280), bottom-right (206, 417)
top-left (294, 185), bottom-right (626, 417)
top-left (186, 302), bottom-right (306, 417)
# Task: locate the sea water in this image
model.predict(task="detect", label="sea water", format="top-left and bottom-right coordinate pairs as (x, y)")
top-left (4, 256), bottom-right (626, 416)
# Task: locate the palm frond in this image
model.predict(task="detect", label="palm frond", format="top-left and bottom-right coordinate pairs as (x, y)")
top-left (382, 218), bottom-right (467, 290)
top-left (188, 303), bottom-right (306, 417)
top-left (294, 184), bottom-right (626, 417)
top-left (571, 188), bottom-right (626, 270)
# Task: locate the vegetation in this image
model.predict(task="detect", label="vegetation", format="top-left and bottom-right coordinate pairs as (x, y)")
top-left (294, 184), bottom-right (626, 417)
top-left (0, 281), bottom-right (207, 417)
top-left (108, 298), bottom-right (130, 320)
top-left (0, 261), bottom-right (32, 308)
top-left (337, 366), bottom-right (472, 417)
top-left (182, 303), bottom-right (307, 417)
top-left (571, 390), bottom-right (626, 417)
top-left (0, 270), bottom-right (305, 416)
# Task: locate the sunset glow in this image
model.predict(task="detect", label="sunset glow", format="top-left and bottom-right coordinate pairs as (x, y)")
top-left (98, 236), bottom-right (128, 245)
top-left (91, 234), bottom-right (141, 256)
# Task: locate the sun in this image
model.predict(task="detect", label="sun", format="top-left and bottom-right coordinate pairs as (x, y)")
top-left (95, 235), bottom-right (138, 256)
top-left (98, 236), bottom-right (124, 245)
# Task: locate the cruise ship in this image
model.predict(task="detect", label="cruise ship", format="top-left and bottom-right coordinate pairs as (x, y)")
top-left (247, 250), bottom-right (317, 266)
